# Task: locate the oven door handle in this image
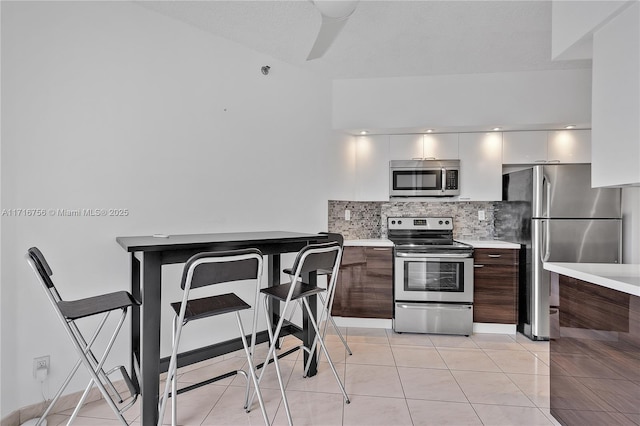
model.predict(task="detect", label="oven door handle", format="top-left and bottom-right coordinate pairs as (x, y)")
top-left (396, 302), bottom-right (472, 310)
top-left (396, 252), bottom-right (472, 259)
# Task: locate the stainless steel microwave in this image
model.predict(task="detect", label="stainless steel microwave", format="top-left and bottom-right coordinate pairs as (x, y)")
top-left (389, 160), bottom-right (460, 197)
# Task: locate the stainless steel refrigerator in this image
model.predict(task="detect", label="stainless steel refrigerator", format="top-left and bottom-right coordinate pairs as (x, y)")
top-left (499, 164), bottom-right (621, 341)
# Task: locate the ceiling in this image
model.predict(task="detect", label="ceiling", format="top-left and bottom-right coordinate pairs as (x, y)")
top-left (137, 0), bottom-right (592, 80)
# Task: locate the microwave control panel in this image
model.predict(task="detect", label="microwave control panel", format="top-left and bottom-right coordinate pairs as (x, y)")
top-left (445, 170), bottom-right (459, 190)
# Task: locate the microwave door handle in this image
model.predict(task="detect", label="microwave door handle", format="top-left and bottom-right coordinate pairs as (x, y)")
top-left (441, 168), bottom-right (446, 193)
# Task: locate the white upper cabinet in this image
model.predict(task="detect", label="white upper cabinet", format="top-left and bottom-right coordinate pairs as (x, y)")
top-left (458, 132), bottom-right (503, 201)
top-left (389, 133), bottom-right (459, 160)
top-left (502, 131), bottom-right (548, 164)
top-left (355, 135), bottom-right (390, 201)
top-left (423, 133), bottom-right (459, 160)
top-left (547, 130), bottom-right (591, 163)
top-left (389, 134), bottom-right (423, 160)
top-left (502, 130), bottom-right (591, 164)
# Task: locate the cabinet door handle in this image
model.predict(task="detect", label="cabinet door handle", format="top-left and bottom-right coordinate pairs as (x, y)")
top-left (534, 160), bottom-right (547, 163)
top-left (459, 197), bottom-right (471, 201)
top-left (474, 264), bottom-right (484, 268)
top-left (411, 157), bottom-right (422, 160)
top-left (372, 248), bottom-right (391, 251)
top-left (548, 159), bottom-right (561, 163)
top-left (487, 254), bottom-right (502, 258)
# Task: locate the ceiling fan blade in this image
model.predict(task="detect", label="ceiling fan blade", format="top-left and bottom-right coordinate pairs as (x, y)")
top-left (307, 15), bottom-right (349, 60)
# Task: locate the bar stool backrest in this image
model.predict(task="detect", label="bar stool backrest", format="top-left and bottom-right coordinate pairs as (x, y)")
top-left (28, 247), bottom-right (56, 289)
top-left (290, 241), bottom-right (341, 278)
top-left (181, 248), bottom-right (262, 290)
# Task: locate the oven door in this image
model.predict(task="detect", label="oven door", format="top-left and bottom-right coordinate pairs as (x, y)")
top-left (394, 253), bottom-right (473, 303)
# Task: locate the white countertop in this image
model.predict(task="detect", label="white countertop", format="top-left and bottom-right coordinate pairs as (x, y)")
top-left (457, 240), bottom-right (521, 249)
top-left (344, 239), bottom-right (394, 247)
top-left (544, 262), bottom-right (640, 297)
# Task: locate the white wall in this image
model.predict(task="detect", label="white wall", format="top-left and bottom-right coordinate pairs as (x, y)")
top-left (551, 0), bottom-right (629, 60)
top-left (332, 69), bottom-right (592, 132)
top-left (1, 1), bottom-right (331, 415)
top-left (591, 1), bottom-right (640, 188)
top-left (622, 187), bottom-right (640, 264)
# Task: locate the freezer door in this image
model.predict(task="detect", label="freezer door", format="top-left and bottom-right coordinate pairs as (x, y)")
top-left (534, 165), bottom-right (621, 219)
top-left (528, 218), bottom-right (621, 340)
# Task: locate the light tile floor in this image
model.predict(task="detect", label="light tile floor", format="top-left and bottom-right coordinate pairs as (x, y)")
top-left (42, 328), bottom-right (561, 425)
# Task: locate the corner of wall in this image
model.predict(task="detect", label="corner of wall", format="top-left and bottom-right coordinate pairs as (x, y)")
top-left (622, 187), bottom-right (640, 264)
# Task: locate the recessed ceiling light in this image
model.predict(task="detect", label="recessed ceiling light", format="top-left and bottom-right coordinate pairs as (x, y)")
top-left (493, 127), bottom-right (501, 131)
top-left (565, 125), bottom-right (576, 129)
top-left (425, 129), bottom-right (434, 133)
top-left (360, 130), bottom-right (368, 135)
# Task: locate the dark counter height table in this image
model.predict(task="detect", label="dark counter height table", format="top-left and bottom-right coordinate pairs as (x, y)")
top-left (116, 231), bottom-right (328, 426)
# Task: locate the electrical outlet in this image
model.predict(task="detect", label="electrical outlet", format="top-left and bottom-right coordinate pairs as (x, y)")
top-left (345, 209), bottom-right (351, 221)
top-left (33, 355), bottom-right (49, 380)
top-left (478, 210), bottom-right (486, 221)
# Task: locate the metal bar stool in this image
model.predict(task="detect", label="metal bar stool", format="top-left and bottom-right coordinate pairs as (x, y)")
top-left (253, 241), bottom-right (350, 425)
top-left (282, 233), bottom-right (352, 363)
top-left (25, 247), bottom-right (140, 425)
top-left (157, 249), bottom-right (269, 426)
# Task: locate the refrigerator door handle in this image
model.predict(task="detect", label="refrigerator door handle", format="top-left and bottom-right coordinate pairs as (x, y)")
top-left (541, 219), bottom-right (551, 262)
top-left (543, 172), bottom-right (552, 261)
top-left (543, 172), bottom-right (552, 218)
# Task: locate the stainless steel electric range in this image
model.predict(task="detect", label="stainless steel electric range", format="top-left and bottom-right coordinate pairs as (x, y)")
top-left (388, 217), bottom-right (474, 336)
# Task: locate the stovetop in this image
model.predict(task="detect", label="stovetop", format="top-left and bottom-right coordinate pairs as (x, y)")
top-left (387, 216), bottom-right (473, 254)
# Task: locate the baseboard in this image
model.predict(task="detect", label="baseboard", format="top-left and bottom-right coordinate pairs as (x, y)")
top-left (331, 317), bottom-right (393, 329)
top-left (330, 318), bottom-right (516, 335)
top-left (1, 379), bottom-right (124, 426)
top-left (473, 322), bottom-right (517, 334)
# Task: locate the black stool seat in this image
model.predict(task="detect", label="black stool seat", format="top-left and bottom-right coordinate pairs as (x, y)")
top-left (59, 291), bottom-right (139, 320)
top-left (170, 293), bottom-right (250, 323)
top-left (261, 281), bottom-right (325, 302)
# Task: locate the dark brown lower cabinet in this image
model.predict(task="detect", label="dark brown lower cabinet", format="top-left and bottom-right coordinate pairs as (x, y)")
top-left (472, 248), bottom-right (519, 323)
top-left (550, 274), bottom-right (640, 426)
top-left (331, 246), bottom-right (393, 319)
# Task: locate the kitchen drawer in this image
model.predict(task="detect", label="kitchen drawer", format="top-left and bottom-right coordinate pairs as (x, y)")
top-left (473, 248), bottom-right (518, 265)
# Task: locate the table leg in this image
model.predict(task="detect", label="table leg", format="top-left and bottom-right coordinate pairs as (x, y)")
top-left (268, 254), bottom-right (281, 349)
top-left (139, 251), bottom-right (162, 426)
top-left (303, 271), bottom-right (318, 377)
top-left (130, 254), bottom-right (141, 390)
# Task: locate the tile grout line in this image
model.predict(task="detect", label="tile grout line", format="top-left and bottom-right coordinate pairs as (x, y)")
top-left (387, 330), bottom-right (416, 426)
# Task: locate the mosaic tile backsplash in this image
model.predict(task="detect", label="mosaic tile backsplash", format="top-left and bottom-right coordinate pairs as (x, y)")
top-left (328, 200), bottom-right (498, 240)
top-left (328, 201), bottom-right (382, 239)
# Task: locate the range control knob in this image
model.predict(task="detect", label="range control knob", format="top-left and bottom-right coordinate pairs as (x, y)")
top-left (398, 220), bottom-right (402, 225)
top-left (445, 220), bottom-right (450, 225)
top-left (391, 220), bottom-right (396, 225)
top-left (438, 220), bottom-right (443, 225)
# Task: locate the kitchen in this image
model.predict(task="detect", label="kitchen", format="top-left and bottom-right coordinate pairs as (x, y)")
top-left (2, 1), bottom-right (639, 426)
